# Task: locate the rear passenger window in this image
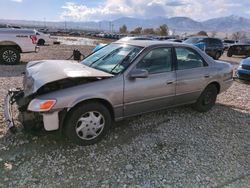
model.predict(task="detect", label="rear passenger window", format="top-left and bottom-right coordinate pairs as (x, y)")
top-left (175, 48), bottom-right (205, 70)
top-left (136, 48), bottom-right (172, 74)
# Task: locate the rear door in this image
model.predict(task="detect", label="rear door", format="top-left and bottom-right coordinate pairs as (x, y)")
top-left (205, 38), bottom-right (215, 57)
top-left (174, 47), bottom-right (212, 105)
top-left (124, 47), bottom-right (176, 117)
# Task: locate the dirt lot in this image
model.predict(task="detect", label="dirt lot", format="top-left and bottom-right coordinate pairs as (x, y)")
top-left (0, 41), bottom-right (250, 187)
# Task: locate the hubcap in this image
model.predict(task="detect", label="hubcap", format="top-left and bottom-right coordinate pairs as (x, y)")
top-left (75, 111), bottom-right (105, 140)
top-left (2, 50), bottom-right (17, 63)
top-left (203, 91), bottom-right (213, 105)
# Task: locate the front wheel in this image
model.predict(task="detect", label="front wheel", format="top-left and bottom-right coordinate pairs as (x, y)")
top-left (214, 52), bottom-right (221, 60)
top-left (227, 51), bottom-right (233, 57)
top-left (192, 84), bottom-right (218, 112)
top-left (0, 47), bottom-right (20, 65)
top-left (64, 102), bottom-right (112, 145)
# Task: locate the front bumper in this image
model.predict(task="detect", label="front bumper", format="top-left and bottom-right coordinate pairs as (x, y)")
top-left (3, 89), bottom-right (23, 133)
top-left (4, 88), bottom-right (62, 133)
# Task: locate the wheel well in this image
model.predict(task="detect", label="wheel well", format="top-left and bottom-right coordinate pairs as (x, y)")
top-left (38, 39), bottom-right (45, 42)
top-left (0, 41), bottom-right (22, 52)
top-left (208, 82), bottom-right (220, 94)
top-left (68, 99), bottom-right (115, 120)
top-left (0, 45), bottom-right (22, 53)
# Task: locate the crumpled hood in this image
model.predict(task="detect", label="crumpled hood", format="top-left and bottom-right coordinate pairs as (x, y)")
top-left (24, 60), bottom-right (113, 96)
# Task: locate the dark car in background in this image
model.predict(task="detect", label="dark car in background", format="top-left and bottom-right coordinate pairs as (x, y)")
top-left (236, 57), bottom-right (250, 81)
top-left (239, 39), bottom-right (250, 44)
top-left (184, 37), bottom-right (224, 60)
top-left (223, 39), bottom-right (236, 50)
top-left (227, 44), bottom-right (250, 57)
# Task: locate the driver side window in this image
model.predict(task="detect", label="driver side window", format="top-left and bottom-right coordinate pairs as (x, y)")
top-left (136, 48), bottom-right (172, 74)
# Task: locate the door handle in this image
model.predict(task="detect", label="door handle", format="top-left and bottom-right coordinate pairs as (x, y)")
top-left (166, 81), bottom-right (175, 85)
top-left (204, 75), bottom-right (210, 78)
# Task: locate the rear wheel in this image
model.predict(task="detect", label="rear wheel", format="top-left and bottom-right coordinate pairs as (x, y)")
top-left (192, 84), bottom-right (218, 112)
top-left (64, 102), bottom-right (112, 145)
top-left (0, 47), bottom-right (20, 65)
top-left (37, 39), bottom-right (45, 46)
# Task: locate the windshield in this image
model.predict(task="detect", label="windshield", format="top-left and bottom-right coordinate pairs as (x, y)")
top-left (82, 43), bottom-right (142, 74)
top-left (184, 37), bottom-right (203, 44)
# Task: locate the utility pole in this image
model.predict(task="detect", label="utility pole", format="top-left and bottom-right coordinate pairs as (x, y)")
top-left (99, 22), bottom-right (102, 31)
top-left (112, 23), bottom-right (114, 33)
top-left (65, 20), bottom-right (67, 34)
top-left (44, 17), bottom-right (46, 28)
top-left (109, 22), bottom-right (111, 32)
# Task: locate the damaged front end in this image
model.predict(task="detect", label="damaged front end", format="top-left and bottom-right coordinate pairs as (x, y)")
top-left (4, 88), bottom-right (43, 133)
top-left (4, 77), bottom-right (101, 133)
top-left (4, 60), bottom-right (113, 133)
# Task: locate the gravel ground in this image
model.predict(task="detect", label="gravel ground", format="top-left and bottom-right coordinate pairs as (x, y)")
top-left (0, 41), bottom-right (250, 187)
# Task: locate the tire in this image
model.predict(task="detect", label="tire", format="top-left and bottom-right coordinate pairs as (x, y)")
top-left (214, 52), bottom-right (221, 60)
top-left (227, 51), bottom-right (232, 57)
top-left (64, 102), bottom-right (112, 145)
top-left (192, 84), bottom-right (218, 112)
top-left (37, 39), bottom-right (45, 46)
top-left (0, 47), bottom-right (20, 65)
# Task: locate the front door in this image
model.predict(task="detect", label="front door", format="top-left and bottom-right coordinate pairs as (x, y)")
top-left (124, 47), bottom-right (176, 117)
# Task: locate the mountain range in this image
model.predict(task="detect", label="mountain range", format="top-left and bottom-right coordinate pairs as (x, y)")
top-left (0, 15), bottom-right (250, 34)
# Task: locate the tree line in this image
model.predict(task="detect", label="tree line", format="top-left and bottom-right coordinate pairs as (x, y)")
top-left (119, 24), bottom-right (169, 36)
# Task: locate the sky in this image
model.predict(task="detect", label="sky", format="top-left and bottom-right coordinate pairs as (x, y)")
top-left (0, 0), bottom-right (250, 22)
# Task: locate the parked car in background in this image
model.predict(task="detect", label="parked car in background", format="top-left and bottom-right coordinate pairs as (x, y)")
top-left (0, 28), bottom-right (38, 65)
top-left (167, 39), bottom-right (183, 43)
top-left (36, 31), bottom-right (50, 45)
top-left (0, 24), bottom-right (22, 29)
top-left (223, 39), bottom-right (236, 50)
top-left (184, 37), bottom-right (224, 60)
top-left (227, 44), bottom-right (250, 57)
top-left (239, 39), bottom-right (250, 44)
top-left (119, 36), bottom-right (155, 41)
top-left (4, 40), bottom-right (233, 145)
top-left (69, 32), bottom-right (81, 36)
top-left (236, 57), bottom-right (250, 81)
top-left (92, 43), bottom-right (107, 53)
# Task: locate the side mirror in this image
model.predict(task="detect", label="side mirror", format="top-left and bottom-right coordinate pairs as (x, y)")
top-left (129, 69), bottom-right (149, 79)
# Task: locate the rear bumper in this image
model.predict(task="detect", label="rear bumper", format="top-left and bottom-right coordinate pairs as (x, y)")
top-left (35, 46), bottom-right (40, 53)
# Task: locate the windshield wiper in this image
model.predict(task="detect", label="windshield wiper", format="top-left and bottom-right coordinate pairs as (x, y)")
top-left (110, 55), bottom-right (130, 74)
top-left (89, 48), bottom-right (122, 68)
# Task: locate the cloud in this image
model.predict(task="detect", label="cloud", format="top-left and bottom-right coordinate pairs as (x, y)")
top-left (11, 0), bottom-right (23, 2)
top-left (165, 0), bottom-right (187, 6)
top-left (60, 0), bottom-right (250, 21)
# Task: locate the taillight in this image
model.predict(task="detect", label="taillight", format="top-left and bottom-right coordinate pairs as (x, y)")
top-left (30, 35), bottom-right (37, 44)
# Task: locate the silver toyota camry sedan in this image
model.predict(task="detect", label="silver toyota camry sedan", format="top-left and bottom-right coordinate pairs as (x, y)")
top-left (4, 40), bottom-right (233, 145)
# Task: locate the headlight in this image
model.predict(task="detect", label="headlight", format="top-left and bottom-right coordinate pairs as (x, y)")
top-left (28, 99), bottom-right (56, 112)
top-left (238, 65), bottom-right (242, 69)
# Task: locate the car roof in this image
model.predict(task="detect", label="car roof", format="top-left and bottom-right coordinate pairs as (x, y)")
top-left (114, 39), bottom-right (191, 48)
top-left (188, 36), bottom-right (222, 40)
